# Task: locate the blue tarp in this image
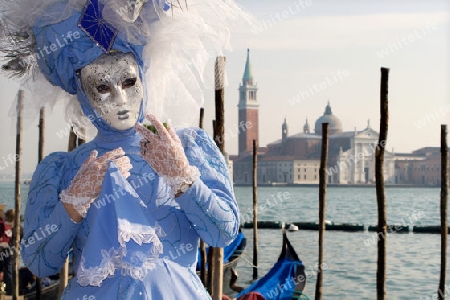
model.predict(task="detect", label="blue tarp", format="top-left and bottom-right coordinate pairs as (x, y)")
top-left (196, 231), bottom-right (245, 270)
top-left (236, 258), bottom-right (304, 300)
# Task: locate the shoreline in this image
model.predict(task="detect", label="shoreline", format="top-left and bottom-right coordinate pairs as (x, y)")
top-left (234, 183), bottom-right (441, 188)
top-left (0, 180), bottom-right (441, 188)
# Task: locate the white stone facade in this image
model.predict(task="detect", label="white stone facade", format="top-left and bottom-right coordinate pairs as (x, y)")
top-left (330, 127), bottom-right (396, 184)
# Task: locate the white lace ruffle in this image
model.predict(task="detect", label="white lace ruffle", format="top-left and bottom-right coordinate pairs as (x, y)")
top-left (78, 246), bottom-right (163, 287)
top-left (59, 189), bottom-right (92, 218)
top-left (77, 248), bottom-right (119, 287)
top-left (119, 254), bottom-right (158, 282)
top-left (117, 219), bottom-right (164, 251)
top-left (164, 165), bottom-right (201, 197)
top-left (77, 219), bottom-right (164, 287)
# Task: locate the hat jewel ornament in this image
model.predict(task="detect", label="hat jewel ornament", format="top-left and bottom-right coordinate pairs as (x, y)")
top-left (79, 0), bottom-right (118, 53)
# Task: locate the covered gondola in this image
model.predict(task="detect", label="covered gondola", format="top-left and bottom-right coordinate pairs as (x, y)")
top-left (235, 229), bottom-right (309, 300)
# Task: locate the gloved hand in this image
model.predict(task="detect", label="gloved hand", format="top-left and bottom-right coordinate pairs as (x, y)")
top-left (60, 147), bottom-right (132, 220)
top-left (135, 113), bottom-right (200, 196)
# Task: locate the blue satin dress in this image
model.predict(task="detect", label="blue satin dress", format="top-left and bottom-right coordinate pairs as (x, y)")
top-left (21, 125), bottom-right (239, 299)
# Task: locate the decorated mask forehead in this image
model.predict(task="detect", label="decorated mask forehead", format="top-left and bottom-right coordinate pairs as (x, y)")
top-left (80, 52), bottom-right (139, 86)
top-left (80, 52), bottom-right (143, 131)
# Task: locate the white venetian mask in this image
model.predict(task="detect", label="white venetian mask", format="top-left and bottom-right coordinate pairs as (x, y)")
top-left (80, 52), bottom-right (143, 131)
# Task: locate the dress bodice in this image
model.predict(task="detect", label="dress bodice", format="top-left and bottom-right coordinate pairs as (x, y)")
top-left (22, 128), bottom-right (239, 299)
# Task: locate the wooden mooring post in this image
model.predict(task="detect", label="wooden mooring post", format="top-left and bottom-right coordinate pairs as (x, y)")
top-left (376, 67), bottom-right (389, 300)
top-left (12, 90), bottom-right (24, 300)
top-left (207, 118), bottom-right (215, 293)
top-left (438, 124), bottom-right (448, 300)
top-left (36, 107), bottom-right (45, 299)
top-left (199, 107), bottom-right (207, 285)
top-left (58, 130), bottom-right (76, 299)
top-left (38, 107), bottom-right (45, 162)
top-left (58, 129), bottom-right (85, 298)
top-left (199, 107), bottom-right (205, 129)
top-left (315, 122), bottom-right (329, 300)
top-left (252, 139), bottom-right (258, 280)
top-left (211, 56), bottom-right (226, 300)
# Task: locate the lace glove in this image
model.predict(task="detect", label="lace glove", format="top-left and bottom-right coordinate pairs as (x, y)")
top-left (135, 113), bottom-right (200, 197)
top-left (60, 147), bottom-right (132, 219)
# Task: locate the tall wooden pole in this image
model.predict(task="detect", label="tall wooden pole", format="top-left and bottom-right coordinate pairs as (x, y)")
top-left (68, 127), bottom-right (77, 151)
top-left (438, 124), bottom-right (448, 300)
top-left (207, 119), bottom-right (215, 293)
top-left (199, 107), bottom-right (205, 129)
top-left (77, 128), bottom-right (85, 146)
top-left (252, 139), bottom-right (258, 280)
top-left (214, 58), bottom-right (225, 150)
top-left (199, 108), bottom-right (207, 285)
top-left (376, 67), bottom-right (389, 300)
top-left (36, 107), bottom-right (45, 299)
top-left (211, 56), bottom-right (226, 300)
top-left (12, 90), bottom-right (23, 300)
top-left (315, 122), bottom-right (329, 300)
top-left (38, 107), bottom-right (45, 162)
top-left (59, 128), bottom-right (85, 298)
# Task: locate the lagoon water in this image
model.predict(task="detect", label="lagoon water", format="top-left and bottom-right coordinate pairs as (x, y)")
top-left (233, 186), bottom-right (449, 300)
top-left (1, 182), bottom-right (448, 299)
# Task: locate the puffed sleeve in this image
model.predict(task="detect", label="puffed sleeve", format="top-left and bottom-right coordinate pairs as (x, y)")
top-left (21, 152), bottom-right (81, 277)
top-left (175, 128), bottom-right (239, 247)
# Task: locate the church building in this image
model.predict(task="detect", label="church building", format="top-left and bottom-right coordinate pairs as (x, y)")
top-left (231, 50), bottom-right (397, 185)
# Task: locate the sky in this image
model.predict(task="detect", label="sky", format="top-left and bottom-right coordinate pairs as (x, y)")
top-left (0, 0), bottom-right (449, 176)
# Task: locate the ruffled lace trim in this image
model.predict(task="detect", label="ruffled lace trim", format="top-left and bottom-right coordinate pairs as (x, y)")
top-left (77, 220), bottom-right (164, 287)
top-left (78, 246), bottom-right (163, 287)
top-left (117, 219), bottom-right (165, 253)
top-left (59, 189), bottom-right (93, 218)
top-left (119, 255), bottom-right (159, 282)
top-left (164, 165), bottom-right (201, 197)
top-left (77, 248), bottom-right (119, 287)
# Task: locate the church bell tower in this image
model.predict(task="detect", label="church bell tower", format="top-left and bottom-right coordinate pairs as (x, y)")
top-left (238, 49), bottom-right (259, 156)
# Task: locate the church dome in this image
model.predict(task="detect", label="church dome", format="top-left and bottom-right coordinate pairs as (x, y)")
top-left (315, 101), bottom-right (343, 135)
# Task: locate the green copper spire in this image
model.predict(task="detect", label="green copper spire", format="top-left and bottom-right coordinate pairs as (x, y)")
top-left (243, 48), bottom-right (253, 80)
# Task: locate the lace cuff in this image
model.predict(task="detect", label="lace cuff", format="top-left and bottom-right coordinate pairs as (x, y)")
top-left (163, 165), bottom-right (201, 197)
top-left (59, 189), bottom-right (93, 218)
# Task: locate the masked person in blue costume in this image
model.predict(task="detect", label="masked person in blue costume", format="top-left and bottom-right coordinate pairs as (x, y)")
top-left (0, 0), bottom-right (252, 298)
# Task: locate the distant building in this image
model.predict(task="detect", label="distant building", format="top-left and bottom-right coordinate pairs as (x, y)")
top-left (232, 50), bottom-right (448, 186)
top-left (233, 100), bottom-right (397, 185)
top-left (395, 147), bottom-right (449, 186)
top-left (238, 49), bottom-right (259, 157)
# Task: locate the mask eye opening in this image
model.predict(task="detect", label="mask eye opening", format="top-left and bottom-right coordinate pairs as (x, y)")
top-left (122, 78), bottom-right (137, 89)
top-left (97, 84), bottom-right (110, 94)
